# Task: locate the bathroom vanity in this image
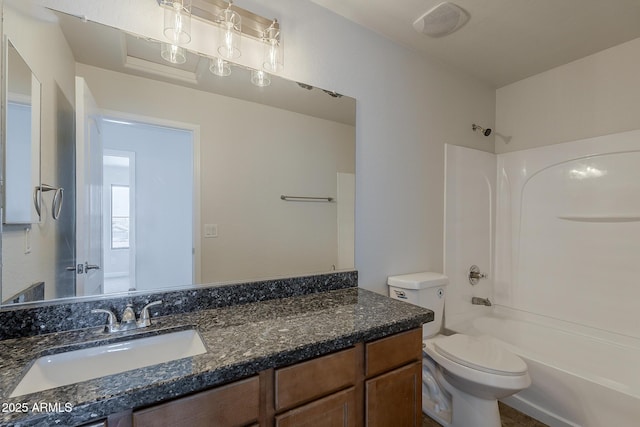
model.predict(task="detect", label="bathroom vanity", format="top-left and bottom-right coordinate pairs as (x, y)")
top-left (0, 274), bottom-right (432, 427)
top-left (129, 328), bottom-right (422, 427)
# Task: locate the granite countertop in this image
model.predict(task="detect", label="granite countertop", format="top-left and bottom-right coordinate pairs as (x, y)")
top-left (0, 287), bottom-right (432, 427)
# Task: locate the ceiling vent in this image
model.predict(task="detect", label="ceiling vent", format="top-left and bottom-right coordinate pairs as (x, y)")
top-left (413, 2), bottom-right (470, 37)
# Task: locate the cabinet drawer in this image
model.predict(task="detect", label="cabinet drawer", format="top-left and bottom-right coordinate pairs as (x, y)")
top-left (275, 387), bottom-right (356, 427)
top-left (365, 328), bottom-right (422, 378)
top-left (275, 347), bottom-right (357, 411)
top-left (133, 376), bottom-right (259, 427)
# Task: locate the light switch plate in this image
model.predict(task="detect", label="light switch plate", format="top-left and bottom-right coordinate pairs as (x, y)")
top-left (204, 224), bottom-right (218, 238)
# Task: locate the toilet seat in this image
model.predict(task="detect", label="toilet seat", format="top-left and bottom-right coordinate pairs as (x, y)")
top-left (433, 334), bottom-right (527, 376)
top-left (423, 334), bottom-right (531, 393)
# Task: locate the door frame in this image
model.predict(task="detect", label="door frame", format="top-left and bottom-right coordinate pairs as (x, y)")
top-left (99, 109), bottom-right (202, 285)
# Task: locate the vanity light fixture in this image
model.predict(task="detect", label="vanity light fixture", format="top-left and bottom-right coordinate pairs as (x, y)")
top-left (210, 57), bottom-right (231, 76)
top-left (250, 69), bottom-right (270, 87)
top-left (161, 43), bottom-right (187, 64)
top-left (157, 0), bottom-right (284, 72)
top-left (217, 1), bottom-right (242, 59)
top-left (262, 19), bottom-right (282, 73)
top-left (163, 0), bottom-right (192, 44)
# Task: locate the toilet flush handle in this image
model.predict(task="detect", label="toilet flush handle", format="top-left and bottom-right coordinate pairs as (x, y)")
top-left (468, 265), bottom-right (488, 285)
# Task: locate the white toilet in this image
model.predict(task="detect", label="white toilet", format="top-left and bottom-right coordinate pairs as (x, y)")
top-left (388, 272), bottom-right (531, 427)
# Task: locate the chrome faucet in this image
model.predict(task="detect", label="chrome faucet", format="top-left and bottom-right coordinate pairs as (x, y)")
top-left (92, 301), bottom-right (163, 333)
top-left (471, 297), bottom-right (492, 306)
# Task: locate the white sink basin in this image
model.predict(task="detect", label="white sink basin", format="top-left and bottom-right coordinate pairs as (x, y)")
top-left (10, 329), bottom-right (206, 397)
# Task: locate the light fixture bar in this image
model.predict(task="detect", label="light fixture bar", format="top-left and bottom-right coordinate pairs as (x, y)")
top-left (157, 0), bottom-right (279, 41)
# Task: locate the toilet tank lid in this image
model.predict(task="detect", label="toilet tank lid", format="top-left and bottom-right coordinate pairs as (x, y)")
top-left (387, 272), bottom-right (448, 289)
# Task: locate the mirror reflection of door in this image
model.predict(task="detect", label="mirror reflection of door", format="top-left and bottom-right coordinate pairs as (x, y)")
top-left (75, 77), bottom-right (104, 297)
top-left (72, 78), bottom-right (195, 298)
top-left (101, 117), bottom-right (194, 293)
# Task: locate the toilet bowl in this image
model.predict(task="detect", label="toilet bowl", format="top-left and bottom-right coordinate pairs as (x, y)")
top-left (388, 272), bottom-right (531, 427)
top-left (423, 334), bottom-right (531, 426)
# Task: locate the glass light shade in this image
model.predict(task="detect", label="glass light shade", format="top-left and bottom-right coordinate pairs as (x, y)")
top-left (250, 70), bottom-right (270, 87)
top-left (161, 43), bottom-right (187, 64)
top-left (217, 8), bottom-right (241, 59)
top-left (163, 0), bottom-right (192, 44)
top-left (262, 25), bottom-right (283, 73)
top-left (210, 58), bottom-right (231, 77)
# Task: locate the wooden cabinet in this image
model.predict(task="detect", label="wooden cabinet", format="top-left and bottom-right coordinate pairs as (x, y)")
top-left (133, 376), bottom-right (259, 427)
top-left (275, 387), bottom-right (357, 427)
top-left (365, 362), bottom-right (422, 427)
top-left (365, 328), bottom-right (423, 427)
top-left (101, 328), bottom-right (422, 427)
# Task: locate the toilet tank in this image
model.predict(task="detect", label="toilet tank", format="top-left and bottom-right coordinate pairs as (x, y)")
top-left (387, 272), bottom-right (448, 338)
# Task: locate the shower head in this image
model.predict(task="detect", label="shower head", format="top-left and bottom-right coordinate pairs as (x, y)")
top-left (472, 124), bottom-right (492, 137)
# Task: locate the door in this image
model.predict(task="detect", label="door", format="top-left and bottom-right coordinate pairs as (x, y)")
top-left (75, 77), bottom-right (104, 296)
top-left (101, 118), bottom-right (194, 291)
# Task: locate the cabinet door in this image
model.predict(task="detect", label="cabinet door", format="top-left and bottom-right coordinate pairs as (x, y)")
top-left (132, 376), bottom-right (259, 427)
top-left (365, 362), bottom-right (421, 427)
top-left (276, 387), bottom-right (356, 427)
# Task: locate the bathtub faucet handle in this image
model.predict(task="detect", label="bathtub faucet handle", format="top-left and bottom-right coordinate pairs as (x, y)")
top-left (468, 265), bottom-right (488, 285)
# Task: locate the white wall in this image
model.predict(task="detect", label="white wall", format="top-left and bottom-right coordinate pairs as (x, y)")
top-left (42, 0), bottom-right (496, 294)
top-left (496, 37), bottom-right (640, 154)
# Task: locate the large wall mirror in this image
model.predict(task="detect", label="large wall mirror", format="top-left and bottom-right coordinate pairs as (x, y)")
top-left (0, 2), bottom-right (356, 306)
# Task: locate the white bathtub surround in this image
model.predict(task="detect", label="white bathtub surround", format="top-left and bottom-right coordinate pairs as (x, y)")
top-left (443, 144), bottom-right (496, 327)
top-left (444, 130), bottom-right (640, 426)
top-left (495, 129), bottom-right (640, 339)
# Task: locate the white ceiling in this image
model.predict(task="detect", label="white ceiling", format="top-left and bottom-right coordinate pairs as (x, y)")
top-left (310, 0), bottom-right (640, 88)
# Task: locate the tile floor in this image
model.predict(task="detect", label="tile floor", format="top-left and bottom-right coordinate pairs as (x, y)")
top-left (422, 402), bottom-right (549, 427)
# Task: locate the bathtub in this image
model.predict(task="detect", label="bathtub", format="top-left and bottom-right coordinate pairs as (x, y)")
top-left (448, 309), bottom-right (640, 427)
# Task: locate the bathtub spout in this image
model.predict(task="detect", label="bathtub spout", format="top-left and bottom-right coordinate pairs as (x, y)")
top-left (472, 297), bottom-right (492, 306)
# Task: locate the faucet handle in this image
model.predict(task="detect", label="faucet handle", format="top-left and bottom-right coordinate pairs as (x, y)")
top-left (468, 265), bottom-right (488, 285)
top-left (121, 303), bottom-right (137, 325)
top-left (138, 300), bottom-right (163, 327)
top-left (91, 309), bottom-right (119, 333)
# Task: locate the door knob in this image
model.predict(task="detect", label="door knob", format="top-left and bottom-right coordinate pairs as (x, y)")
top-left (85, 262), bottom-right (100, 271)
